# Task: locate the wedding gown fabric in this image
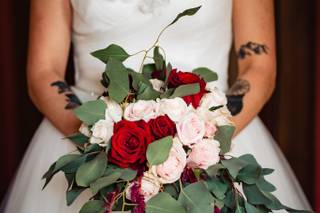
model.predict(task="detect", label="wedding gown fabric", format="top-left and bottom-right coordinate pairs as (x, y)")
top-left (2, 0), bottom-right (311, 212)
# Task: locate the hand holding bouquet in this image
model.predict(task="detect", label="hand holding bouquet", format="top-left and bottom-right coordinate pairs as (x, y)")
top-left (43, 6), bottom-right (311, 213)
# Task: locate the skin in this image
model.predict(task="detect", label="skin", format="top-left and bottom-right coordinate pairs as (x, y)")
top-left (231, 0), bottom-right (276, 135)
top-left (27, 0), bottom-right (276, 136)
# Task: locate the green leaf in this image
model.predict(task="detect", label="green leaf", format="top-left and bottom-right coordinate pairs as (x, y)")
top-left (242, 184), bottom-right (272, 205)
top-left (137, 82), bottom-right (161, 100)
top-left (178, 181), bottom-right (215, 213)
top-left (146, 192), bottom-right (186, 213)
top-left (90, 172), bottom-right (122, 194)
top-left (206, 164), bottom-right (224, 177)
top-left (147, 136), bottom-right (173, 166)
top-left (169, 83), bottom-right (200, 99)
top-left (104, 166), bottom-right (137, 181)
top-left (119, 168), bottom-right (138, 181)
top-left (164, 183), bottom-right (179, 200)
top-left (42, 163), bottom-right (57, 189)
top-left (237, 164), bottom-right (262, 184)
top-left (79, 200), bottom-right (105, 213)
top-left (245, 202), bottom-right (265, 213)
top-left (169, 6), bottom-right (202, 26)
top-left (256, 176), bottom-right (276, 192)
top-left (205, 177), bottom-right (228, 200)
top-left (74, 100), bottom-right (107, 125)
top-left (105, 58), bottom-right (130, 103)
top-left (130, 70), bottom-right (152, 90)
top-left (61, 155), bottom-right (88, 173)
top-left (76, 152), bottom-right (107, 187)
top-left (262, 168), bottom-right (274, 176)
top-left (192, 67), bottom-right (218, 82)
top-left (214, 125), bottom-right (236, 154)
top-left (221, 157), bottom-right (247, 179)
top-left (67, 187), bottom-right (86, 206)
top-left (91, 44), bottom-right (129, 63)
top-left (84, 144), bottom-right (101, 154)
top-left (153, 46), bottom-right (165, 71)
top-left (65, 133), bottom-right (89, 146)
top-left (142, 63), bottom-right (156, 79)
top-left (54, 154), bottom-right (81, 173)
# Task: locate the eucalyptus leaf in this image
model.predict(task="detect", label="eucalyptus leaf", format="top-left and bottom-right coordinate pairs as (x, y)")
top-left (237, 164), bottom-right (262, 184)
top-left (168, 6), bottom-right (202, 26)
top-left (242, 184), bottom-right (272, 205)
top-left (256, 176), bottom-right (276, 192)
top-left (54, 154), bottom-right (81, 173)
top-left (90, 172), bottom-right (122, 194)
top-left (105, 58), bottom-right (130, 103)
top-left (192, 67), bottom-right (218, 82)
top-left (146, 192), bottom-right (186, 213)
top-left (79, 200), bottom-right (105, 213)
top-left (147, 136), bottom-right (173, 166)
top-left (137, 82), bottom-right (161, 100)
top-left (169, 83), bottom-right (200, 99)
top-left (67, 187), bottom-right (86, 206)
top-left (154, 46), bottom-right (165, 71)
top-left (76, 152), bottom-right (107, 187)
top-left (178, 181), bottom-right (215, 213)
top-left (74, 100), bottom-right (107, 126)
top-left (142, 63), bottom-right (156, 79)
top-left (205, 177), bottom-right (228, 199)
top-left (61, 155), bottom-right (88, 173)
top-left (65, 133), bottom-right (89, 146)
top-left (221, 157), bottom-right (247, 179)
top-left (214, 125), bottom-right (236, 154)
top-left (91, 44), bottom-right (129, 63)
top-left (206, 164), bottom-right (224, 177)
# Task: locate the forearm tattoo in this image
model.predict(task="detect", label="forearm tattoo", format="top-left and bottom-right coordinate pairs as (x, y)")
top-left (51, 81), bottom-right (82, 109)
top-left (226, 79), bottom-right (250, 116)
top-left (237, 41), bottom-right (268, 59)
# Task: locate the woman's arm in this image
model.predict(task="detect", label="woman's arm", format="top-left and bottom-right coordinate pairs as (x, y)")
top-left (230, 0), bottom-right (276, 135)
top-left (27, 0), bottom-right (81, 135)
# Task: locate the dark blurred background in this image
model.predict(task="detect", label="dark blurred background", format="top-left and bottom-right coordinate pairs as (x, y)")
top-left (0, 0), bottom-right (318, 211)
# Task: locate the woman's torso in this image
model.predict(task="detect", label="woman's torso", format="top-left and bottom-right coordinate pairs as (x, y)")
top-left (70, 0), bottom-right (233, 95)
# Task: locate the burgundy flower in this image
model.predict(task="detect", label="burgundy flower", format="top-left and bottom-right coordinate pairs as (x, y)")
top-left (168, 69), bottom-right (207, 108)
top-left (148, 115), bottom-right (176, 140)
top-left (108, 120), bottom-right (153, 169)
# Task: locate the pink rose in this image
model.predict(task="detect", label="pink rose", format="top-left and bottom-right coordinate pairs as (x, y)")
top-left (199, 88), bottom-right (227, 110)
top-left (151, 138), bottom-right (187, 184)
top-left (158, 97), bottom-right (188, 122)
top-left (124, 100), bottom-right (159, 122)
top-left (204, 121), bottom-right (217, 138)
top-left (126, 172), bottom-right (160, 202)
top-left (176, 111), bottom-right (205, 146)
top-left (187, 139), bottom-right (221, 169)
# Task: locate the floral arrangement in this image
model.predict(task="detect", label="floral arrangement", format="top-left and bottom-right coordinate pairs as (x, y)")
top-left (43, 6), bottom-right (310, 213)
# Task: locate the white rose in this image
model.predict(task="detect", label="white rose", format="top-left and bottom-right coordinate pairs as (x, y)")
top-left (200, 88), bottom-right (227, 110)
top-left (124, 100), bottom-right (159, 122)
top-left (149, 79), bottom-right (164, 92)
top-left (90, 119), bottom-right (113, 147)
top-left (176, 111), bottom-right (205, 146)
top-left (158, 97), bottom-right (188, 122)
top-left (187, 139), bottom-right (221, 170)
top-left (151, 138), bottom-right (187, 184)
top-left (126, 172), bottom-right (160, 202)
top-left (100, 96), bottom-right (123, 123)
top-left (78, 123), bottom-right (91, 137)
top-left (197, 106), bottom-right (232, 127)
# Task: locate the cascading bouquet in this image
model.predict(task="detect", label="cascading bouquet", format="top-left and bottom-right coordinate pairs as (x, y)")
top-left (43, 6), bottom-right (311, 213)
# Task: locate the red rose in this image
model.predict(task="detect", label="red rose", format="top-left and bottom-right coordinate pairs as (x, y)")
top-left (168, 69), bottom-right (207, 108)
top-left (148, 115), bottom-right (176, 140)
top-left (108, 120), bottom-right (153, 169)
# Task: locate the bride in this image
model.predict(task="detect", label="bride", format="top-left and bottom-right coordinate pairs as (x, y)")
top-left (2, 0), bottom-right (312, 212)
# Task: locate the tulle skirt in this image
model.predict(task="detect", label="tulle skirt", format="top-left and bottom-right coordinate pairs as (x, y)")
top-left (1, 89), bottom-right (312, 212)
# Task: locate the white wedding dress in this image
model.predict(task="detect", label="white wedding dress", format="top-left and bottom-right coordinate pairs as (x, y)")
top-left (2, 0), bottom-right (312, 212)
